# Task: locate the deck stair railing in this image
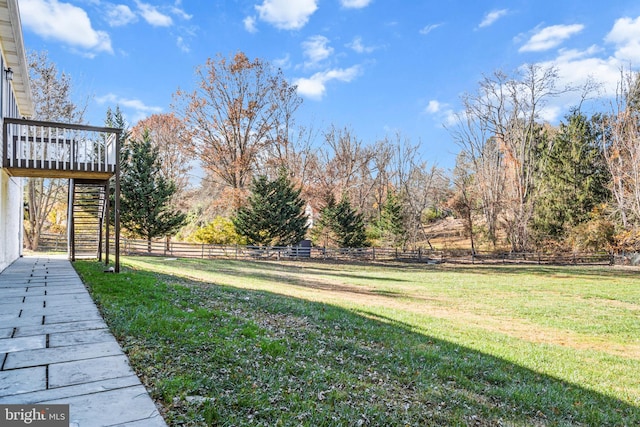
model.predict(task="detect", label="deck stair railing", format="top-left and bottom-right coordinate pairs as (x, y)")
top-left (68, 179), bottom-right (109, 260)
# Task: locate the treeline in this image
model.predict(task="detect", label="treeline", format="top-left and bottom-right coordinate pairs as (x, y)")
top-left (22, 50), bottom-right (640, 253)
top-left (113, 54), bottom-right (640, 254)
top-left (450, 65), bottom-right (640, 253)
top-left (113, 52), bottom-right (449, 251)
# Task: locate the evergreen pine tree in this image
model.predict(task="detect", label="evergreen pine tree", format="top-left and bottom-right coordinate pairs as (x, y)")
top-left (533, 111), bottom-right (610, 244)
top-left (105, 105), bottom-right (130, 158)
top-left (233, 172), bottom-right (308, 246)
top-left (378, 192), bottom-right (408, 248)
top-left (120, 129), bottom-right (186, 251)
top-left (314, 195), bottom-right (369, 248)
top-left (311, 194), bottom-right (338, 248)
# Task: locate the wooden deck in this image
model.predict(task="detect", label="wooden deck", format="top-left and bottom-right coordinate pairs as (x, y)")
top-left (2, 117), bottom-right (121, 180)
top-left (3, 166), bottom-right (114, 180)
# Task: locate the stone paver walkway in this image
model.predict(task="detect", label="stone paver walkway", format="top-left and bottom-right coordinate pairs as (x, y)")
top-left (0, 256), bottom-right (167, 427)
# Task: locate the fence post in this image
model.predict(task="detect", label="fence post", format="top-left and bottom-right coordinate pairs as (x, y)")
top-left (372, 247), bottom-right (375, 261)
top-left (418, 247), bottom-right (422, 261)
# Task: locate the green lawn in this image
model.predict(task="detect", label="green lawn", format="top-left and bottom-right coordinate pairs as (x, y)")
top-left (74, 257), bottom-right (640, 426)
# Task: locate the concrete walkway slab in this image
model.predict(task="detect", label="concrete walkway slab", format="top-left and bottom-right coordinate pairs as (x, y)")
top-left (0, 335), bottom-right (46, 353)
top-left (4, 341), bottom-right (125, 369)
top-left (0, 256), bottom-right (167, 427)
top-left (0, 366), bottom-right (47, 397)
top-left (13, 320), bottom-right (108, 338)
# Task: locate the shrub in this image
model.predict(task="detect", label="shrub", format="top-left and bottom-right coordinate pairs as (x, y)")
top-left (191, 216), bottom-right (246, 245)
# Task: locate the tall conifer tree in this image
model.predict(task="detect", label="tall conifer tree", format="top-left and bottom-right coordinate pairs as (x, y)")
top-left (120, 129), bottom-right (186, 251)
top-left (233, 172), bottom-right (308, 246)
top-left (533, 111), bottom-right (610, 243)
top-left (314, 195), bottom-right (369, 248)
top-left (378, 192), bottom-right (408, 248)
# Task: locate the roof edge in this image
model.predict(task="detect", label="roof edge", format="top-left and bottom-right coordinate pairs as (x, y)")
top-left (5, 0), bottom-right (33, 117)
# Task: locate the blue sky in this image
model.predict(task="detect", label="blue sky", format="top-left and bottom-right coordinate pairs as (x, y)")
top-left (17, 0), bottom-right (640, 170)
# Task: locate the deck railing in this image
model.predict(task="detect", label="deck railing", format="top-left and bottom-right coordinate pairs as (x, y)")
top-left (2, 117), bottom-right (120, 175)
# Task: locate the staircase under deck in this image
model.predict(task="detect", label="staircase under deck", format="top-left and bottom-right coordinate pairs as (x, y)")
top-left (69, 179), bottom-right (109, 261)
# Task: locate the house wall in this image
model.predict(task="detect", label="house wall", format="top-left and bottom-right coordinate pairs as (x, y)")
top-left (0, 0), bottom-right (36, 271)
top-left (0, 169), bottom-right (22, 271)
top-left (0, 39), bottom-right (27, 272)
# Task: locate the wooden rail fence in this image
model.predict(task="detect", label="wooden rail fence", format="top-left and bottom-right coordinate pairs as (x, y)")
top-left (28, 235), bottom-right (619, 266)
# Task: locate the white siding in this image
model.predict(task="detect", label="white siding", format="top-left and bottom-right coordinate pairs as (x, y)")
top-left (0, 0), bottom-right (34, 271)
top-left (0, 170), bottom-right (22, 271)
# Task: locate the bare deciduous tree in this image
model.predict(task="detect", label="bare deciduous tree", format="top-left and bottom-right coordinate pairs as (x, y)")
top-left (310, 125), bottom-right (374, 210)
top-left (451, 152), bottom-right (478, 254)
top-left (449, 106), bottom-right (504, 247)
top-left (172, 52), bottom-right (302, 207)
top-left (24, 51), bottom-right (86, 250)
top-left (454, 64), bottom-right (566, 251)
top-left (131, 113), bottom-right (192, 206)
top-left (600, 70), bottom-right (640, 228)
top-left (400, 161), bottom-right (449, 248)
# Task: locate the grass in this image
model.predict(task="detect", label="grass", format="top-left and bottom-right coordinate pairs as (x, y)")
top-left (74, 257), bottom-right (640, 426)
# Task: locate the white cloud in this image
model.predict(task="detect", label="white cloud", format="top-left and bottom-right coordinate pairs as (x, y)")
top-left (20, 0), bottom-right (112, 54)
top-left (135, 0), bottom-right (173, 27)
top-left (97, 93), bottom-right (162, 112)
top-left (479, 9), bottom-right (508, 28)
top-left (294, 66), bottom-right (361, 100)
top-left (255, 0), bottom-right (318, 30)
top-left (347, 36), bottom-right (376, 53)
top-left (605, 16), bottom-right (640, 63)
top-left (96, 93), bottom-right (163, 122)
top-left (424, 100), bottom-right (456, 127)
top-left (503, 43), bottom-right (620, 123)
top-left (176, 36), bottom-right (189, 53)
top-left (340, 0), bottom-right (372, 9)
top-left (420, 23), bottom-right (443, 35)
top-left (426, 100), bottom-right (441, 114)
top-left (302, 35), bottom-right (333, 67)
top-left (105, 4), bottom-right (137, 27)
top-left (498, 17), bottom-right (640, 124)
top-left (273, 54), bottom-right (291, 70)
top-left (541, 47), bottom-right (621, 99)
top-left (170, 5), bottom-right (192, 20)
top-left (519, 24), bottom-right (584, 52)
top-left (244, 15), bottom-right (258, 33)
top-left (443, 109), bottom-right (458, 127)
top-left (538, 104), bottom-right (563, 123)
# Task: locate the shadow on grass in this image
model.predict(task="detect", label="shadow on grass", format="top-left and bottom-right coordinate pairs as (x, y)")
top-left (75, 259), bottom-right (639, 426)
top-left (147, 254), bottom-right (639, 281)
top-left (158, 257), bottom-right (411, 299)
